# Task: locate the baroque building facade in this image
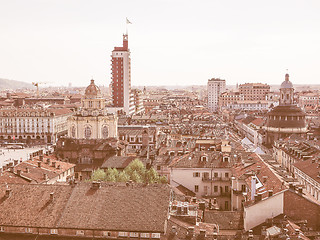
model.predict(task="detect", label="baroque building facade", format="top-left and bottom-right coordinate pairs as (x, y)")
top-left (67, 79), bottom-right (118, 139)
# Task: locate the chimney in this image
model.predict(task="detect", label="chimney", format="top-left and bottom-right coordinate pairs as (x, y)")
top-left (170, 226), bottom-right (177, 237)
top-left (262, 176), bottom-right (268, 183)
top-left (38, 161), bottom-right (41, 168)
top-left (25, 167), bottom-right (29, 173)
top-left (256, 165), bottom-right (261, 174)
top-left (199, 229), bottom-right (206, 240)
top-left (44, 173), bottom-right (48, 181)
top-left (186, 227), bottom-right (194, 238)
top-left (5, 189), bottom-right (11, 198)
top-left (91, 181), bottom-right (101, 189)
top-left (298, 187), bottom-right (303, 195)
top-left (46, 158), bottom-right (50, 164)
top-left (268, 190), bottom-right (273, 197)
top-left (257, 192), bottom-right (263, 201)
top-left (50, 192), bottom-right (54, 202)
top-left (251, 176), bottom-right (256, 201)
top-left (289, 183), bottom-right (295, 191)
top-left (52, 162), bottom-right (56, 168)
top-left (13, 160), bottom-right (18, 166)
top-left (9, 167), bottom-right (14, 173)
top-left (17, 169), bottom-right (22, 176)
top-left (39, 155), bottom-right (43, 161)
top-left (248, 230), bottom-right (254, 239)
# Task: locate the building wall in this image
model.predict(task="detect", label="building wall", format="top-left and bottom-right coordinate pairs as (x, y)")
top-left (283, 190), bottom-right (320, 231)
top-left (68, 115), bottom-right (118, 139)
top-left (207, 79), bottom-right (226, 112)
top-left (244, 192), bottom-right (284, 231)
top-left (239, 83), bottom-right (270, 101)
top-left (170, 167), bottom-right (232, 209)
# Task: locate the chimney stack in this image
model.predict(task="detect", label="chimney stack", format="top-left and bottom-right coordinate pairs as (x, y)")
top-left (268, 190), bottom-right (273, 197)
top-left (5, 189), bottom-right (11, 198)
top-left (186, 227), bottom-right (194, 238)
top-left (38, 161), bottom-right (41, 168)
top-left (199, 229), bottom-right (206, 240)
top-left (91, 181), bottom-right (101, 189)
top-left (298, 187), bottom-right (303, 195)
top-left (44, 173), bottom-right (48, 181)
top-left (50, 192), bottom-right (54, 202)
top-left (17, 169), bottom-right (22, 176)
top-left (25, 167), bottom-right (29, 173)
top-left (13, 160), bottom-right (18, 166)
top-left (39, 155), bottom-right (43, 162)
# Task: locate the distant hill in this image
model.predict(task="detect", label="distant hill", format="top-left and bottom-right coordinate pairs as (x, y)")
top-left (0, 78), bottom-right (33, 90)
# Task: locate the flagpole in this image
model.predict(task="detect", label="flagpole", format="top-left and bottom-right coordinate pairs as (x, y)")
top-left (126, 17), bottom-right (128, 35)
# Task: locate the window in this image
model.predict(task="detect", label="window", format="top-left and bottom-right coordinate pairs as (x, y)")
top-left (119, 232), bottom-right (128, 237)
top-left (225, 201), bottom-right (229, 210)
top-left (225, 186), bottom-right (229, 193)
top-left (194, 185), bottom-right (199, 192)
top-left (25, 228), bottom-right (32, 233)
top-left (84, 126), bottom-right (92, 139)
top-left (214, 172), bottom-right (218, 178)
top-left (71, 126), bottom-right (76, 138)
top-left (152, 233), bottom-right (161, 238)
top-left (130, 232), bottom-right (139, 238)
top-left (241, 184), bottom-right (246, 192)
top-left (141, 233), bottom-right (150, 238)
top-left (102, 126), bottom-right (109, 138)
top-left (193, 172), bottom-right (200, 177)
top-left (76, 230), bottom-right (85, 235)
top-left (214, 186), bottom-right (218, 192)
top-left (50, 229), bottom-right (58, 235)
top-left (157, 166), bottom-right (161, 171)
top-left (103, 231), bottom-right (112, 237)
top-left (0, 226), bottom-right (4, 232)
top-left (225, 173), bottom-right (229, 178)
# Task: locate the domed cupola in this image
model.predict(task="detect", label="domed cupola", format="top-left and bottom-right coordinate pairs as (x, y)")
top-left (279, 73), bottom-right (294, 105)
top-left (85, 79), bottom-right (101, 98)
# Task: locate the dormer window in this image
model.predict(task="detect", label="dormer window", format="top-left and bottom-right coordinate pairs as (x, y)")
top-left (201, 156), bottom-right (208, 162)
top-left (223, 157), bottom-right (230, 162)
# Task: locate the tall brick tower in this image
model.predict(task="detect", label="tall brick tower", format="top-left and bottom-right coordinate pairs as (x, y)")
top-left (110, 34), bottom-right (131, 114)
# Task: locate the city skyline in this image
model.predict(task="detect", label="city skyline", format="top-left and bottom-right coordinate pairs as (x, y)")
top-left (0, 0), bottom-right (320, 87)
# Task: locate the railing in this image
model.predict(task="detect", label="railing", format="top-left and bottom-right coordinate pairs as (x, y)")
top-left (202, 177), bottom-right (231, 182)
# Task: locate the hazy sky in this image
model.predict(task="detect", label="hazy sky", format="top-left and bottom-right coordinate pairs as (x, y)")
top-left (0, 0), bottom-right (320, 87)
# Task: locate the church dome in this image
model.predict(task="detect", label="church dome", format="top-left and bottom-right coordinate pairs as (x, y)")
top-left (280, 73), bottom-right (293, 89)
top-left (85, 79), bottom-right (101, 97)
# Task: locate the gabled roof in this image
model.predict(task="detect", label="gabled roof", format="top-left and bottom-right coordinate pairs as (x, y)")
top-left (0, 182), bottom-right (171, 232)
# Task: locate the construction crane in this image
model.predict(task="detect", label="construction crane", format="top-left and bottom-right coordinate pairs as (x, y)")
top-left (32, 82), bottom-right (47, 97)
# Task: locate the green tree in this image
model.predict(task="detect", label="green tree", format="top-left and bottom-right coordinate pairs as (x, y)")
top-left (159, 175), bottom-right (168, 184)
top-left (105, 168), bottom-right (119, 182)
top-left (117, 171), bottom-right (130, 182)
top-left (124, 159), bottom-right (146, 181)
top-left (91, 169), bottom-right (106, 181)
top-left (130, 170), bottom-right (143, 183)
top-left (145, 168), bottom-right (160, 183)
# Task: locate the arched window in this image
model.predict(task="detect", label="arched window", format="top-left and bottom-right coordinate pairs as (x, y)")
top-left (102, 126), bottom-right (109, 138)
top-left (71, 126), bottom-right (76, 138)
top-left (84, 126), bottom-right (91, 139)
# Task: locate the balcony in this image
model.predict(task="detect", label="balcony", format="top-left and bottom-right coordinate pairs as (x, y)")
top-left (202, 177), bottom-right (231, 182)
top-left (202, 191), bottom-right (231, 198)
top-left (232, 189), bottom-right (244, 195)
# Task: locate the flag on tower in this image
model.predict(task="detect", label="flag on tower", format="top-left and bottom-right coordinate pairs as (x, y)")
top-left (126, 18), bottom-right (132, 24)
